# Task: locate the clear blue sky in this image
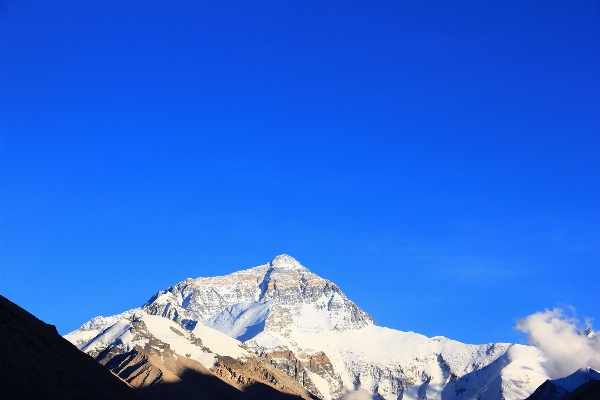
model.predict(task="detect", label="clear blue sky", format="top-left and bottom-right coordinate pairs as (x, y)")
top-left (1, 1), bottom-right (599, 344)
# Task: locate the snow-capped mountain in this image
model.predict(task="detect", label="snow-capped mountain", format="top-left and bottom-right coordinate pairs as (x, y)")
top-left (583, 327), bottom-right (596, 338)
top-left (66, 254), bottom-right (549, 400)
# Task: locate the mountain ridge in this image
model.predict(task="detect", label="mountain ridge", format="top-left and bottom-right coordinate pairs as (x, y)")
top-left (66, 254), bottom-right (549, 400)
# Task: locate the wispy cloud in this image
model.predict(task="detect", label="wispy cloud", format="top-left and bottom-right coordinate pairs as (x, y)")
top-left (435, 258), bottom-right (517, 282)
top-left (515, 307), bottom-right (600, 379)
top-left (362, 238), bottom-right (518, 283)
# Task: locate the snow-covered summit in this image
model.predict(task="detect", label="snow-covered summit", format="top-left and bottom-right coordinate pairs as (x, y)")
top-left (583, 326), bottom-right (596, 338)
top-left (269, 254), bottom-right (307, 270)
top-left (137, 255), bottom-right (373, 332)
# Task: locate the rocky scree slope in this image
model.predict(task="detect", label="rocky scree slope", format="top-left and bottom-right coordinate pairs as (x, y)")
top-left (66, 254), bottom-right (549, 400)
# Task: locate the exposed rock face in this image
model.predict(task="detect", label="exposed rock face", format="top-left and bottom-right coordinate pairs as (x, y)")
top-left (142, 292), bottom-right (196, 330)
top-left (66, 254), bottom-right (550, 400)
top-left (212, 355), bottom-right (317, 398)
top-left (263, 350), bottom-right (345, 399)
top-left (105, 349), bottom-right (164, 389)
top-left (0, 295), bottom-right (146, 400)
top-left (103, 346), bottom-right (318, 400)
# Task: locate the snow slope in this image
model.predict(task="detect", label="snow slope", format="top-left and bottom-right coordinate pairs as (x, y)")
top-left (69, 313), bottom-right (247, 369)
top-left (205, 301), bottom-right (272, 341)
top-left (66, 254), bottom-right (549, 400)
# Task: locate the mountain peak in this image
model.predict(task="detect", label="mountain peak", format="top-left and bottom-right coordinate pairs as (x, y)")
top-left (584, 326), bottom-right (596, 338)
top-left (269, 254), bottom-right (306, 270)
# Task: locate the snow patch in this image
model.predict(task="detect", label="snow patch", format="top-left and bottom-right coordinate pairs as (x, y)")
top-left (81, 319), bottom-right (133, 354)
top-left (308, 371), bottom-right (332, 399)
top-left (270, 254), bottom-right (306, 270)
top-left (204, 301), bottom-right (271, 341)
top-left (192, 321), bottom-right (248, 360)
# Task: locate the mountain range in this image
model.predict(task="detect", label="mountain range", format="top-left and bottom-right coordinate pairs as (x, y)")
top-left (64, 254), bottom-right (570, 399)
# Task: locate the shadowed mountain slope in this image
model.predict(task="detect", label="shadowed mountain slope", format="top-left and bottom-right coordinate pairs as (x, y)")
top-left (526, 368), bottom-right (600, 400)
top-left (0, 295), bottom-right (147, 400)
top-left (564, 381), bottom-right (600, 400)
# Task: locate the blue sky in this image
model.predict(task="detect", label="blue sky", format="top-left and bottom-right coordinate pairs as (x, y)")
top-left (1, 1), bottom-right (599, 344)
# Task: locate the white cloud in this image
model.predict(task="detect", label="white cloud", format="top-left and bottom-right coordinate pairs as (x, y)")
top-left (341, 387), bottom-right (372, 400)
top-left (515, 308), bottom-right (600, 379)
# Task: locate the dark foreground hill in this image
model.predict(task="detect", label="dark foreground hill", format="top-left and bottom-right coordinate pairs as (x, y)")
top-left (0, 295), bottom-right (147, 400)
top-left (564, 381), bottom-right (600, 400)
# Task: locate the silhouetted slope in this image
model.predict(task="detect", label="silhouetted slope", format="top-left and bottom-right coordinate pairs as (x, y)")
top-left (527, 380), bottom-right (600, 400)
top-left (565, 381), bottom-right (600, 400)
top-left (526, 380), bottom-right (569, 400)
top-left (0, 295), bottom-right (147, 400)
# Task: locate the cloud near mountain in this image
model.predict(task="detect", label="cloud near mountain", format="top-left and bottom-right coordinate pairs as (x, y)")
top-left (515, 308), bottom-right (600, 379)
top-left (341, 387), bottom-right (372, 400)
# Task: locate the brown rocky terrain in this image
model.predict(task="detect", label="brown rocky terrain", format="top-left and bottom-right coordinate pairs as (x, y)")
top-left (263, 350), bottom-right (344, 397)
top-left (96, 343), bottom-right (318, 399)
